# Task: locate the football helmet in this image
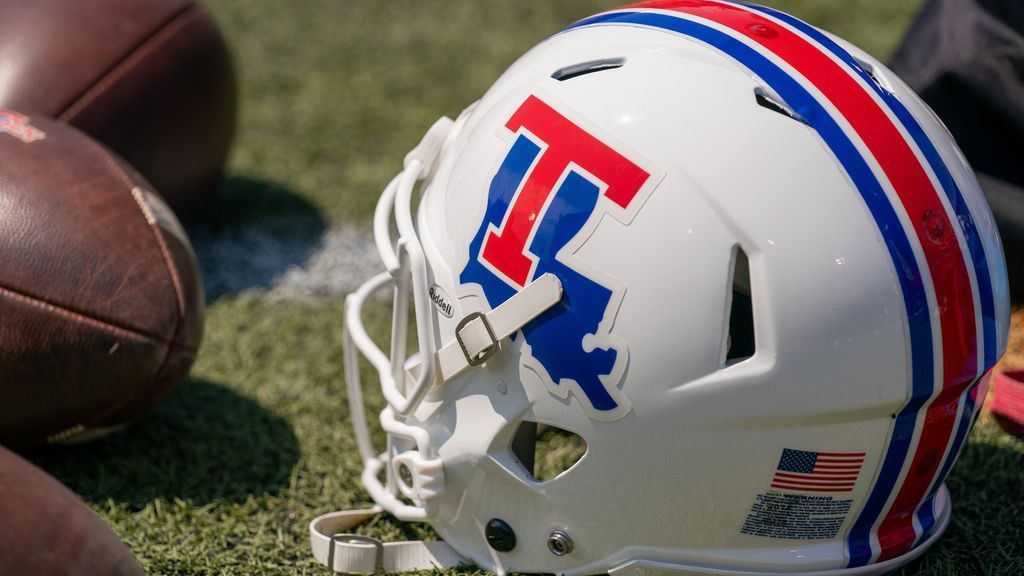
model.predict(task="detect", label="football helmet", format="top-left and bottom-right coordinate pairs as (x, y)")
top-left (312, 2), bottom-right (1010, 575)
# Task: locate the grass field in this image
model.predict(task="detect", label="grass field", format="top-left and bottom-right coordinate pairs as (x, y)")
top-left (27, 1), bottom-right (1024, 574)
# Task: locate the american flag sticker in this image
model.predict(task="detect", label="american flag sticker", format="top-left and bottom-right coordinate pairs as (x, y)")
top-left (770, 448), bottom-right (865, 493)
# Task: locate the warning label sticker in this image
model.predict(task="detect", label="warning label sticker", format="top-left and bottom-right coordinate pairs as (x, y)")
top-left (741, 492), bottom-right (853, 540)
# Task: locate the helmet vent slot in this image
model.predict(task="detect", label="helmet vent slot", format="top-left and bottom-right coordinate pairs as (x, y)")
top-left (850, 56), bottom-right (890, 91)
top-left (552, 58), bottom-right (625, 81)
top-left (725, 247), bottom-right (756, 364)
top-left (510, 420), bottom-right (587, 482)
top-left (754, 87), bottom-right (806, 125)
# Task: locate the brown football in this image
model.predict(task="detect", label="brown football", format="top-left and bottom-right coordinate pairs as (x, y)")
top-left (0, 0), bottom-right (236, 215)
top-left (0, 110), bottom-right (203, 447)
top-left (0, 445), bottom-right (145, 576)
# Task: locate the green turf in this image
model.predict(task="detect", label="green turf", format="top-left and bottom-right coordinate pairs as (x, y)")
top-left (32, 296), bottom-right (1024, 575)
top-left (25, 1), bottom-right (1024, 574)
top-left (207, 0), bottom-right (927, 225)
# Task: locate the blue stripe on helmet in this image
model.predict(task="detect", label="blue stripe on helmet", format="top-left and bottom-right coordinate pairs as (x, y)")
top-left (569, 9), bottom-right (936, 568)
top-left (743, 3), bottom-right (996, 562)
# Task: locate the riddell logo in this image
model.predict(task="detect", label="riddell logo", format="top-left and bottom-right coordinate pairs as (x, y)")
top-left (0, 109), bottom-right (46, 143)
top-left (429, 284), bottom-right (454, 318)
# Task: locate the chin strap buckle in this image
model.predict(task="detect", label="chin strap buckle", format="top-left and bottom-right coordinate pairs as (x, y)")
top-left (435, 273), bottom-right (563, 383)
top-left (455, 311), bottom-right (499, 367)
top-left (310, 507), bottom-right (466, 574)
top-left (327, 533), bottom-right (384, 575)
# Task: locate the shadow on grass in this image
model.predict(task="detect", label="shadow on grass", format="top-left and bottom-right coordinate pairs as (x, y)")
top-left (184, 176), bottom-right (327, 302)
top-left (26, 378), bottom-right (299, 509)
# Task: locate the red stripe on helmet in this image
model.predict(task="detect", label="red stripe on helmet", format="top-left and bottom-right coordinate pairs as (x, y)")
top-left (628, 0), bottom-right (979, 562)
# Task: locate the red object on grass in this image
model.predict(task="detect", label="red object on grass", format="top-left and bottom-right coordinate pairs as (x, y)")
top-left (992, 370), bottom-right (1024, 439)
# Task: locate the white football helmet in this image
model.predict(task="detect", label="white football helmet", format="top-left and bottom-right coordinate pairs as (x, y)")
top-left (311, 2), bottom-right (1010, 575)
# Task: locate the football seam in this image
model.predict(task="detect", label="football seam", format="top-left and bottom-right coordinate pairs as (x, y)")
top-left (72, 125), bottom-right (197, 432)
top-left (129, 181), bottom-right (193, 402)
top-left (57, 3), bottom-right (203, 123)
top-left (130, 189), bottom-right (188, 315)
top-left (0, 283), bottom-right (183, 348)
top-left (74, 132), bottom-right (194, 360)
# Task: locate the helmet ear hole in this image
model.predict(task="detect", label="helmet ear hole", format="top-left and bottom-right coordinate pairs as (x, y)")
top-left (510, 420), bottom-right (588, 482)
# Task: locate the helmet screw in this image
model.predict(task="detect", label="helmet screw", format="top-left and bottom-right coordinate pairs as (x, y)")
top-left (485, 518), bottom-right (516, 552)
top-left (547, 529), bottom-right (574, 556)
top-left (397, 463), bottom-right (414, 489)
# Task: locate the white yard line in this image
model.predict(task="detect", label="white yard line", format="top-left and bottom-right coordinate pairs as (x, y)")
top-left (190, 223), bottom-right (382, 302)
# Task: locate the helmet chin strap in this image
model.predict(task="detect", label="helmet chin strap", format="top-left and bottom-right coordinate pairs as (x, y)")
top-left (309, 507), bottom-right (466, 574)
top-left (436, 272), bottom-right (563, 383)
top-left (318, 274), bottom-right (564, 574)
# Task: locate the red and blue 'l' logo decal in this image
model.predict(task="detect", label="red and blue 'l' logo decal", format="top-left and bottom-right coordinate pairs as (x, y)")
top-left (460, 94), bottom-right (658, 418)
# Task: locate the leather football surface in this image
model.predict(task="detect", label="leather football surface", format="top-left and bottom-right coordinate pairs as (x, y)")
top-left (0, 444), bottom-right (145, 576)
top-left (0, 111), bottom-right (203, 446)
top-left (0, 0), bottom-right (236, 215)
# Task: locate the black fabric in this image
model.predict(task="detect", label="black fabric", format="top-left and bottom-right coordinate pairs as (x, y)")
top-left (890, 0), bottom-right (1024, 297)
